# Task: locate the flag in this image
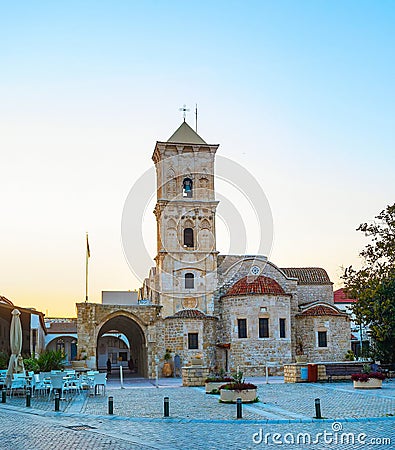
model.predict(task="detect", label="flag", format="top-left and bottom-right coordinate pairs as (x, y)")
top-left (86, 233), bottom-right (90, 258)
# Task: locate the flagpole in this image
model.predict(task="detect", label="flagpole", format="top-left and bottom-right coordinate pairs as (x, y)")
top-left (85, 232), bottom-right (89, 302)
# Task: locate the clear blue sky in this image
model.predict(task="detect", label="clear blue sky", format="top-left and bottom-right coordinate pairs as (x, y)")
top-left (1, 1), bottom-right (394, 316)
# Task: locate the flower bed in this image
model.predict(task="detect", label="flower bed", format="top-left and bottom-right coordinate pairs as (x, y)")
top-left (351, 372), bottom-right (385, 389)
top-left (219, 382), bottom-right (258, 403)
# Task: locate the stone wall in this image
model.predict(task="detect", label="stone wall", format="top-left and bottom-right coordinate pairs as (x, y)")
top-left (76, 303), bottom-right (161, 378)
top-left (182, 365), bottom-right (210, 386)
top-left (296, 314), bottom-right (351, 362)
top-left (163, 316), bottom-right (218, 371)
top-left (284, 364), bottom-right (326, 383)
top-left (296, 284), bottom-right (334, 306)
top-left (220, 294), bottom-right (293, 376)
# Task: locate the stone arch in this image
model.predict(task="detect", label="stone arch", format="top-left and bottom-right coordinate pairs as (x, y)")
top-left (46, 335), bottom-right (78, 362)
top-left (184, 219), bottom-right (194, 229)
top-left (167, 218), bottom-right (177, 229)
top-left (96, 311), bottom-right (148, 377)
top-left (200, 218), bottom-right (211, 230)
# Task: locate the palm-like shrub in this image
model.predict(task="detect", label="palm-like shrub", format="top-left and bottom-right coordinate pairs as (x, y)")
top-left (37, 350), bottom-right (66, 372)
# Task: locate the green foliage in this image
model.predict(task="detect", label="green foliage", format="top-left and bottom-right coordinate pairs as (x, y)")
top-left (23, 357), bottom-right (40, 373)
top-left (164, 348), bottom-right (172, 361)
top-left (343, 203), bottom-right (395, 364)
top-left (232, 370), bottom-right (244, 384)
top-left (36, 350), bottom-right (66, 372)
top-left (344, 350), bottom-right (355, 361)
top-left (0, 352), bottom-right (9, 369)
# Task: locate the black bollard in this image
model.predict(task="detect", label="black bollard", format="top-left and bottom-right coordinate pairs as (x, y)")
top-left (236, 397), bottom-right (242, 419)
top-left (54, 392), bottom-right (60, 412)
top-left (164, 396), bottom-right (169, 417)
top-left (314, 398), bottom-right (322, 419)
top-left (26, 390), bottom-right (31, 407)
top-left (1, 389), bottom-right (6, 403)
top-left (108, 396), bottom-right (114, 415)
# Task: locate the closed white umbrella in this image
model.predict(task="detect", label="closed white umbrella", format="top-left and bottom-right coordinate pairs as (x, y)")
top-left (6, 309), bottom-right (25, 386)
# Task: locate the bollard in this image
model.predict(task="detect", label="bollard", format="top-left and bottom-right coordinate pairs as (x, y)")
top-left (1, 389), bottom-right (6, 403)
top-left (54, 392), bottom-right (60, 412)
top-left (164, 396), bottom-right (169, 417)
top-left (236, 397), bottom-right (242, 419)
top-left (314, 398), bottom-right (322, 419)
top-left (108, 396), bottom-right (114, 415)
top-left (26, 390), bottom-right (31, 407)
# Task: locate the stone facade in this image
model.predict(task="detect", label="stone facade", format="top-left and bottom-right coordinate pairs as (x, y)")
top-left (72, 121), bottom-right (351, 378)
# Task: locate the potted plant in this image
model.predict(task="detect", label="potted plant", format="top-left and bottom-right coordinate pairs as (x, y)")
top-left (219, 370), bottom-right (258, 403)
top-left (205, 370), bottom-right (233, 393)
top-left (162, 348), bottom-right (172, 377)
top-left (351, 371), bottom-right (385, 389)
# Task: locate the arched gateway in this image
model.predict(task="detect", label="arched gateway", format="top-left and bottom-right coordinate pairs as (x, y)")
top-left (76, 303), bottom-right (161, 378)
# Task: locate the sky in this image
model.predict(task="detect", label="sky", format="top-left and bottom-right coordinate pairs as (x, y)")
top-left (1, 1), bottom-right (394, 317)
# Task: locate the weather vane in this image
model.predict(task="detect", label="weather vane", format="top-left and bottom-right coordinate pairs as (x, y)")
top-left (179, 104), bottom-right (190, 121)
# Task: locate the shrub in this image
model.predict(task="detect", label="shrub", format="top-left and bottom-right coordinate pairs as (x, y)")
top-left (23, 357), bottom-right (40, 373)
top-left (37, 350), bottom-right (66, 372)
top-left (219, 382), bottom-right (257, 391)
top-left (351, 372), bottom-right (385, 382)
top-left (0, 352), bottom-right (9, 370)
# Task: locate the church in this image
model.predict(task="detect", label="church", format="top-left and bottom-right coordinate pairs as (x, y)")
top-left (76, 120), bottom-right (351, 378)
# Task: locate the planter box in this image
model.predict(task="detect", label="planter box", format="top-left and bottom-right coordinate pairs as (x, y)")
top-left (191, 358), bottom-right (203, 366)
top-left (71, 361), bottom-right (87, 369)
top-left (220, 388), bottom-right (257, 403)
top-left (353, 379), bottom-right (383, 389)
top-left (205, 382), bottom-right (226, 393)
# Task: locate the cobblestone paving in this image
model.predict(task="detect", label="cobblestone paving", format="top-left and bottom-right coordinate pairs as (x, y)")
top-left (1, 379), bottom-right (395, 449)
top-left (257, 381), bottom-right (395, 419)
top-left (83, 386), bottom-right (264, 420)
top-left (0, 407), bottom-right (394, 449)
top-left (3, 392), bottom-right (72, 412)
top-left (81, 380), bottom-right (395, 421)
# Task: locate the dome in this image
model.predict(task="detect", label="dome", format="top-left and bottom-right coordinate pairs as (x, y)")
top-left (169, 309), bottom-right (207, 319)
top-left (224, 275), bottom-right (285, 297)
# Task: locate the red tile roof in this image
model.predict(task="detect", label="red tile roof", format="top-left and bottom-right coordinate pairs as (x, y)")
top-left (224, 275), bottom-right (286, 297)
top-left (298, 304), bottom-right (345, 316)
top-left (334, 288), bottom-right (357, 303)
top-left (280, 267), bottom-right (332, 285)
top-left (169, 309), bottom-right (207, 319)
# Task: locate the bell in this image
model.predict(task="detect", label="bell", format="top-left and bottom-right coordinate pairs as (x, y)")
top-left (185, 184), bottom-right (191, 192)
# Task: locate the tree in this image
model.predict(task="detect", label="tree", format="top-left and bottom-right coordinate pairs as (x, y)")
top-left (343, 203), bottom-right (395, 364)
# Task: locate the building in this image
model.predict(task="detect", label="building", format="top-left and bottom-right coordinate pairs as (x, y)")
top-left (76, 120), bottom-right (351, 377)
top-left (0, 295), bottom-right (46, 358)
top-left (334, 288), bottom-right (369, 357)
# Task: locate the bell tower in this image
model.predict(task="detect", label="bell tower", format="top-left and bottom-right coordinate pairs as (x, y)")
top-left (152, 121), bottom-right (219, 317)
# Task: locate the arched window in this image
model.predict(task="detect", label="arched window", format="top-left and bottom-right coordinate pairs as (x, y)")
top-left (183, 178), bottom-right (193, 198)
top-left (185, 273), bottom-right (195, 289)
top-left (56, 338), bottom-right (65, 354)
top-left (184, 228), bottom-right (194, 247)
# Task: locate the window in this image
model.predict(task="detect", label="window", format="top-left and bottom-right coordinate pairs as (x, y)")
top-left (184, 228), bottom-right (194, 247)
top-left (238, 319), bottom-right (247, 338)
top-left (259, 318), bottom-right (269, 338)
top-left (318, 331), bottom-right (327, 347)
top-left (185, 273), bottom-right (195, 289)
top-left (56, 339), bottom-right (65, 353)
top-left (188, 333), bottom-right (198, 349)
top-left (183, 178), bottom-right (193, 197)
top-left (119, 351), bottom-right (128, 361)
top-left (279, 318), bottom-right (286, 338)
